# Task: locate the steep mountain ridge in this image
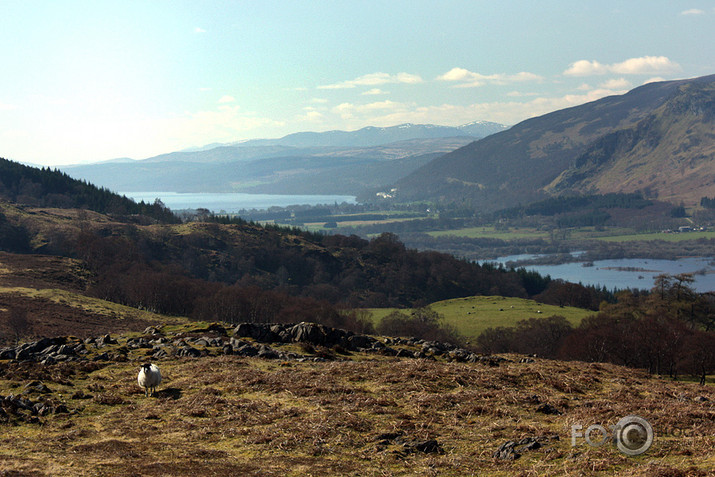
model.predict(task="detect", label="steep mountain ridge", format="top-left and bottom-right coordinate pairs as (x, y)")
top-left (392, 75), bottom-right (715, 209)
top-left (546, 79), bottom-right (715, 204)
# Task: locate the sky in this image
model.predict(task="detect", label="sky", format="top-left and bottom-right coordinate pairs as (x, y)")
top-left (0, 1), bottom-right (713, 166)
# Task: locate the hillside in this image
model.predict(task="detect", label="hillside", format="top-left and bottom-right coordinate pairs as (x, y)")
top-left (0, 158), bottom-right (179, 224)
top-left (60, 121), bottom-right (507, 195)
top-left (0, 322), bottom-right (713, 476)
top-left (392, 74), bottom-right (715, 210)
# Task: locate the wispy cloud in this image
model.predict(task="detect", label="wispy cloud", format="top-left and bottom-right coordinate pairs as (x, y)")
top-left (318, 72), bottom-right (422, 90)
top-left (680, 8), bottom-right (704, 15)
top-left (362, 88), bottom-right (388, 95)
top-left (218, 95), bottom-right (236, 104)
top-left (564, 56), bottom-right (681, 76)
top-left (437, 68), bottom-right (543, 87)
top-left (194, 27), bottom-right (206, 33)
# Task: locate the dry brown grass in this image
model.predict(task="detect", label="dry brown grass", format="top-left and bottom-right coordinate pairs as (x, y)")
top-left (0, 348), bottom-right (713, 476)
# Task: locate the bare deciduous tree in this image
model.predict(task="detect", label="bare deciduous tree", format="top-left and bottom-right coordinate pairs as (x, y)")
top-left (7, 307), bottom-right (32, 345)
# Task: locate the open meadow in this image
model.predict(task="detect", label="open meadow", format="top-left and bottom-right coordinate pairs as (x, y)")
top-left (364, 296), bottom-right (594, 341)
top-left (1, 322), bottom-right (713, 477)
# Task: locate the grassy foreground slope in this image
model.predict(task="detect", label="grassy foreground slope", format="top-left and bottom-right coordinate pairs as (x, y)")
top-left (366, 296), bottom-right (593, 340)
top-left (0, 331), bottom-right (712, 477)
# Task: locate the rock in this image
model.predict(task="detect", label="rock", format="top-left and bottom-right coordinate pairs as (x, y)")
top-left (23, 382), bottom-right (51, 394)
top-left (99, 334), bottom-right (117, 346)
top-left (234, 323), bottom-right (280, 343)
top-left (256, 345), bottom-right (280, 360)
top-left (493, 440), bottom-right (520, 460)
top-left (235, 344), bottom-right (259, 357)
top-left (494, 436), bottom-right (558, 460)
top-left (143, 326), bottom-right (162, 335)
top-left (536, 403), bottom-right (562, 415)
top-left (0, 348), bottom-right (16, 360)
top-left (178, 346), bottom-right (202, 358)
top-left (347, 335), bottom-right (375, 349)
top-left (412, 439), bottom-right (442, 454)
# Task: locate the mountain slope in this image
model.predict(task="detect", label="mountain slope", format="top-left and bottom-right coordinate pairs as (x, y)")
top-left (546, 79), bottom-right (715, 204)
top-left (62, 137), bottom-right (477, 194)
top-left (392, 75), bottom-right (715, 209)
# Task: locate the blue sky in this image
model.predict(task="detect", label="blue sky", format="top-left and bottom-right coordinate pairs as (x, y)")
top-left (1, 1), bottom-right (713, 165)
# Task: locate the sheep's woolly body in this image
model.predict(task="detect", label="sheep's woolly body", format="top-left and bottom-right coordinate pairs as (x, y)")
top-left (137, 363), bottom-right (162, 397)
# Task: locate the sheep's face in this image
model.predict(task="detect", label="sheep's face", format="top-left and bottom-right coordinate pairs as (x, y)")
top-left (141, 363), bottom-right (152, 372)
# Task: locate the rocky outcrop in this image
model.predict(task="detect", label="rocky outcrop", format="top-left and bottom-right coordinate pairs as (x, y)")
top-left (0, 321), bottom-right (503, 366)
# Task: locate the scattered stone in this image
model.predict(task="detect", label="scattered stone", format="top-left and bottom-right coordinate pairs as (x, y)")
top-left (375, 432), bottom-right (443, 455)
top-left (493, 436), bottom-right (558, 460)
top-left (143, 326), bottom-right (162, 335)
top-left (536, 403), bottom-right (562, 415)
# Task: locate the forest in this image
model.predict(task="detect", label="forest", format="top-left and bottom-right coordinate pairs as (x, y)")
top-left (477, 273), bottom-right (715, 383)
top-left (1, 157), bottom-right (714, 382)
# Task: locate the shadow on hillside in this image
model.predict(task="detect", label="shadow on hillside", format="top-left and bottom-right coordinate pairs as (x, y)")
top-left (157, 387), bottom-right (182, 400)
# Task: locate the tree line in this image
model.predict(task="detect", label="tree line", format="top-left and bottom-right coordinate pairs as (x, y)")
top-left (476, 273), bottom-right (715, 384)
top-left (0, 158), bottom-right (180, 223)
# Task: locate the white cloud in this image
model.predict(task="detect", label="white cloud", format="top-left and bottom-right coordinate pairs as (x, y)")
top-left (310, 98), bottom-right (329, 104)
top-left (194, 27), bottom-right (206, 33)
top-left (643, 76), bottom-right (666, 84)
top-left (218, 95), bottom-right (235, 103)
top-left (680, 8), bottom-right (704, 15)
top-left (318, 72), bottom-right (423, 89)
top-left (298, 109), bottom-right (323, 122)
top-left (599, 78), bottom-right (631, 89)
top-left (321, 85), bottom-right (634, 132)
top-left (564, 60), bottom-right (609, 76)
top-left (437, 68), bottom-right (543, 87)
top-left (564, 56), bottom-right (681, 76)
top-left (362, 88), bottom-right (388, 95)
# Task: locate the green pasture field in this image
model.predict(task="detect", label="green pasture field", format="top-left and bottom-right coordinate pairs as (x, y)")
top-left (363, 295), bottom-right (594, 342)
top-left (427, 226), bottom-right (550, 240)
top-left (594, 230), bottom-right (715, 242)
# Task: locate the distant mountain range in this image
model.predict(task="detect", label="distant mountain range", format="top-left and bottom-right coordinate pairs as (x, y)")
top-left (390, 74), bottom-right (715, 209)
top-left (62, 75), bottom-right (715, 211)
top-left (61, 121), bottom-right (508, 195)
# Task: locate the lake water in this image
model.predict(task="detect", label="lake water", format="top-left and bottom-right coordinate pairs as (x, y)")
top-left (122, 192), bottom-right (357, 213)
top-left (483, 255), bottom-right (715, 293)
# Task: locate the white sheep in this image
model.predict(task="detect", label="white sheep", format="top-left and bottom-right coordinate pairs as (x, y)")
top-left (137, 363), bottom-right (162, 397)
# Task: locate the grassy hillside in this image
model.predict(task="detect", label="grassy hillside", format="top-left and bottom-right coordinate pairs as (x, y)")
top-left (0, 327), bottom-right (712, 476)
top-left (365, 296), bottom-right (593, 340)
